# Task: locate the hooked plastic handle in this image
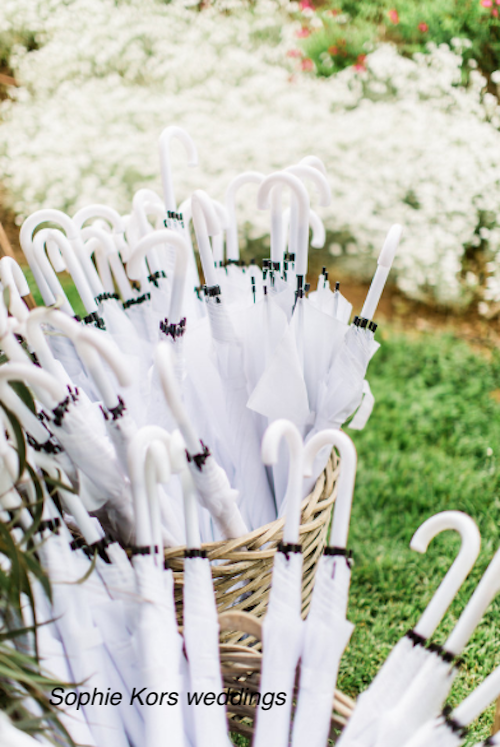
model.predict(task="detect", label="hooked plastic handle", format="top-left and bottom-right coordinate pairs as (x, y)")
top-left (191, 190), bottom-right (221, 288)
top-left (211, 199), bottom-right (229, 265)
top-left (453, 664), bottom-right (500, 727)
top-left (299, 155), bottom-right (327, 176)
top-left (285, 164), bottom-right (331, 207)
top-left (262, 419), bottom-right (304, 545)
top-left (159, 125), bottom-right (198, 211)
top-left (303, 429), bottom-right (357, 549)
top-left (40, 230), bottom-right (98, 313)
top-left (225, 171), bottom-right (266, 262)
top-left (31, 229), bottom-right (74, 315)
top-left (360, 224), bottom-right (402, 320)
top-left (445, 546), bottom-right (500, 656)
top-left (0, 257), bottom-right (31, 323)
top-left (81, 225), bottom-right (134, 302)
top-left (76, 327), bottom-right (132, 410)
top-left (24, 308), bottom-right (80, 387)
top-left (128, 426), bottom-right (172, 548)
top-left (283, 207), bottom-right (325, 252)
top-left (73, 204), bottom-right (126, 234)
top-left (0, 361), bottom-right (66, 408)
top-left (257, 172), bottom-right (310, 277)
top-left (20, 209), bottom-right (79, 304)
top-left (127, 228), bottom-right (189, 323)
top-left (154, 342), bottom-right (200, 455)
top-left (411, 511), bottom-right (480, 640)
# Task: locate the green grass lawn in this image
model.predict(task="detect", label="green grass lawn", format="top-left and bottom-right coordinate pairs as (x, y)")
top-left (342, 329), bottom-right (500, 745)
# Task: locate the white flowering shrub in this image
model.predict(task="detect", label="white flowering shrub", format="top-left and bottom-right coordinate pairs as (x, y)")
top-left (2, 0), bottom-right (500, 310)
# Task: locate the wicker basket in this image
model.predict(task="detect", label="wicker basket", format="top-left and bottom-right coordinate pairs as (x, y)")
top-left (165, 451), bottom-right (339, 642)
top-left (218, 610), bottom-right (356, 741)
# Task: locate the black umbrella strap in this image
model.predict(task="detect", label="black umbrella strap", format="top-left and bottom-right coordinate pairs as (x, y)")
top-left (130, 545), bottom-right (159, 556)
top-left (368, 321), bottom-right (378, 333)
top-left (406, 629), bottom-right (427, 648)
top-left (88, 537), bottom-right (112, 563)
top-left (107, 396), bottom-right (126, 421)
top-left (224, 259), bottom-right (245, 267)
top-left (37, 518), bottom-right (61, 535)
top-left (428, 643), bottom-right (459, 665)
top-left (148, 271), bottom-right (166, 287)
top-left (159, 317), bottom-right (186, 339)
top-left (277, 542), bottom-right (302, 559)
top-left (164, 211), bottom-right (184, 228)
top-left (123, 293), bottom-right (151, 309)
top-left (442, 706), bottom-right (468, 738)
top-left (324, 546), bottom-right (353, 567)
top-left (184, 548), bottom-right (207, 559)
top-left (27, 433), bottom-right (63, 455)
top-left (204, 284), bottom-right (222, 298)
top-left (52, 396), bottom-right (72, 427)
top-left (186, 442), bottom-right (210, 471)
top-left (95, 292), bottom-right (119, 304)
top-left (284, 252), bottom-right (295, 263)
top-left (83, 311), bottom-right (106, 330)
top-left (70, 537), bottom-right (86, 552)
top-left (271, 261), bottom-right (280, 271)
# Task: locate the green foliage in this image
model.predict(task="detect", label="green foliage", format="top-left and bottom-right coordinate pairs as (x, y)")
top-left (343, 331), bottom-right (500, 744)
top-left (300, 0), bottom-right (500, 79)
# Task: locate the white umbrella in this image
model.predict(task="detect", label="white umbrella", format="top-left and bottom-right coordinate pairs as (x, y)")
top-left (291, 429), bottom-right (357, 747)
top-left (373, 545), bottom-right (500, 747)
top-left (128, 426), bottom-right (188, 747)
top-left (403, 663), bottom-right (500, 747)
top-left (253, 419), bottom-right (305, 747)
top-left (191, 189), bottom-right (276, 528)
top-left (338, 510), bottom-right (481, 747)
top-left (225, 170), bottom-right (266, 265)
top-left (155, 341), bottom-right (248, 539)
top-left (0, 257), bottom-right (31, 324)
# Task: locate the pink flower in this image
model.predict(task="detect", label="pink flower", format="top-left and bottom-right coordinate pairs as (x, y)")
top-left (301, 58), bottom-right (314, 71)
top-left (493, 7), bottom-right (499, 14)
top-left (418, 22), bottom-right (429, 32)
top-left (354, 53), bottom-right (367, 72)
top-left (326, 8), bottom-right (340, 16)
top-left (481, 0), bottom-right (493, 7)
top-left (388, 8), bottom-right (399, 23)
top-left (299, 0), bottom-right (314, 9)
top-left (287, 49), bottom-right (302, 57)
top-left (296, 27), bottom-right (311, 38)
top-left (328, 45), bottom-right (339, 55)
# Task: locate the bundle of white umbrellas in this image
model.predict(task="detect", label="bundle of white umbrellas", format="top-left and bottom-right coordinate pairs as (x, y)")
top-left (1, 404), bottom-right (500, 747)
top-left (0, 123), bottom-right (401, 547)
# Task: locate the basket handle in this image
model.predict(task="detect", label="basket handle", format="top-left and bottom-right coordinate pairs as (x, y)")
top-left (218, 611), bottom-right (262, 641)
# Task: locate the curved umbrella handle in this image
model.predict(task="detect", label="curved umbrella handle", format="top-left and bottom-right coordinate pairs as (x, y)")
top-left (20, 208), bottom-right (79, 304)
top-left (445, 546), bottom-right (500, 656)
top-left (76, 326), bottom-right (132, 409)
top-left (159, 125), bottom-right (198, 211)
top-left (285, 164), bottom-right (331, 207)
top-left (283, 207), bottom-right (325, 252)
top-left (73, 204), bottom-right (129, 277)
top-left (0, 257), bottom-right (31, 323)
top-left (24, 307), bottom-right (80, 387)
top-left (0, 361), bottom-right (66, 409)
top-left (257, 172), bottom-right (310, 278)
top-left (31, 229), bottom-right (75, 315)
top-left (131, 189), bottom-right (166, 275)
top-left (410, 511), bottom-right (480, 640)
top-left (262, 419), bottom-right (304, 545)
top-left (154, 342), bottom-right (200, 455)
top-left (303, 429), bottom-right (357, 549)
top-left (360, 224), bottom-right (402, 321)
top-left (191, 190), bottom-right (221, 289)
top-left (127, 228), bottom-right (190, 324)
top-left (299, 155), bottom-right (328, 175)
top-left (127, 425), bottom-right (172, 549)
top-left (81, 225), bottom-right (135, 302)
top-left (225, 171), bottom-right (266, 262)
